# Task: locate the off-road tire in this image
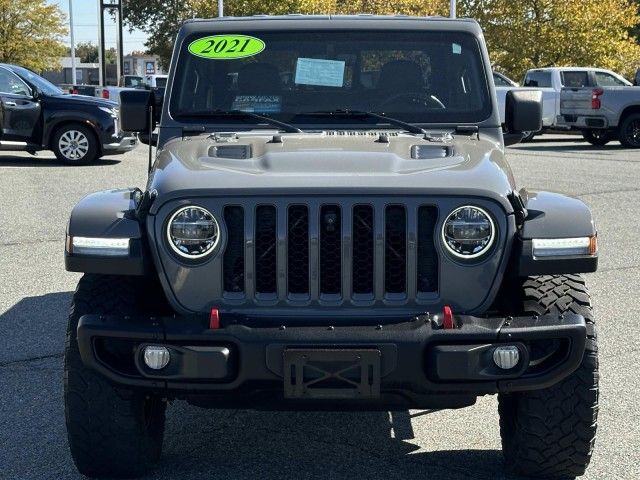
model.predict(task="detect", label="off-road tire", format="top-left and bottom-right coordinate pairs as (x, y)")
top-left (52, 123), bottom-right (99, 165)
top-left (582, 129), bottom-right (612, 146)
top-left (64, 274), bottom-right (166, 478)
top-left (498, 274), bottom-right (598, 479)
top-left (619, 113), bottom-right (640, 148)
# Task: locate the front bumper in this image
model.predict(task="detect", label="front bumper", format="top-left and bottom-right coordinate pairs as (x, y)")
top-left (102, 135), bottom-right (138, 154)
top-left (77, 312), bottom-right (587, 409)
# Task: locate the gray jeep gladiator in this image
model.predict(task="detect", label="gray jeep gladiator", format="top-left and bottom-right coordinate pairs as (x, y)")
top-left (63, 15), bottom-right (599, 479)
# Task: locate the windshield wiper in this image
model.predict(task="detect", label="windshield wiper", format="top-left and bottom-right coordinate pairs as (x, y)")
top-left (175, 110), bottom-right (303, 133)
top-left (297, 109), bottom-right (427, 135)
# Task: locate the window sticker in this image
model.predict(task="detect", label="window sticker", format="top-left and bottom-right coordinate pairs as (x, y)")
top-left (231, 95), bottom-right (282, 113)
top-left (188, 35), bottom-right (265, 60)
top-left (295, 58), bottom-right (345, 87)
top-left (452, 43), bottom-right (462, 55)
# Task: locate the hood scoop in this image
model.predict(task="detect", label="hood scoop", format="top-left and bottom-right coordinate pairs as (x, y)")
top-left (208, 145), bottom-right (252, 159)
top-left (411, 145), bottom-right (453, 159)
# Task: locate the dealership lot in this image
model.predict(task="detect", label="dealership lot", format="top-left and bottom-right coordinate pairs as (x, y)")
top-left (0, 135), bottom-right (639, 480)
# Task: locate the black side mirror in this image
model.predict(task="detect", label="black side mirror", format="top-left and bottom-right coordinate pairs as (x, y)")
top-left (505, 89), bottom-right (543, 134)
top-left (138, 132), bottom-right (158, 147)
top-left (120, 90), bottom-right (156, 133)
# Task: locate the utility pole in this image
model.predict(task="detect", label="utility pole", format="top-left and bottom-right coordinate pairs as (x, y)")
top-left (99, 0), bottom-right (124, 86)
top-left (69, 0), bottom-right (76, 84)
top-left (450, 0), bottom-right (457, 18)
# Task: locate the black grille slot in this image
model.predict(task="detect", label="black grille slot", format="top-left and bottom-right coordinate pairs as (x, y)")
top-left (255, 205), bottom-right (277, 294)
top-left (223, 206), bottom-right (244, 293)
top-left (385, 205), bottom-right (407, 294)
top-left (287, 205), bottom-right (309, 294)
top-left (417, 206), bottom-right (439, 293)
top-left (352, 205), bottom-right (374, 294)
top-left (320, 205), bottom-right (341, 295)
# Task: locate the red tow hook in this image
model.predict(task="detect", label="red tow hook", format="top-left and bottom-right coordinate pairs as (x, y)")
top-left (209, 308), bottom-right (220, 330)
top-left (442, 305), bottom-right (455, 330)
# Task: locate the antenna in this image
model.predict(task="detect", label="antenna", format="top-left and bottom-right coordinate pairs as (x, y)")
top-left (450, 0), bottom-right (457, 18)
top-left (218, 0), bottom-right (224, 17)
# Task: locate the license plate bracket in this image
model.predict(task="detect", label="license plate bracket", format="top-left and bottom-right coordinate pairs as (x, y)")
top-left (283, 348), bottom-right (381, 399)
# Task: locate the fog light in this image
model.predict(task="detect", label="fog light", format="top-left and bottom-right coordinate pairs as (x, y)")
top-left (143, 346), bottom-right (170, 370)
top-left (493, 346), bottom-right (520, 370)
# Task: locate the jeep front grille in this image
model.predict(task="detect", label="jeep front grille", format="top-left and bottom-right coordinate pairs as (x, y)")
top-left (221, 200), bottom-right (439, 304)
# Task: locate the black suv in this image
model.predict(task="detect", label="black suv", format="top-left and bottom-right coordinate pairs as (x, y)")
top-left (0, 64), bottom-right (137, 164)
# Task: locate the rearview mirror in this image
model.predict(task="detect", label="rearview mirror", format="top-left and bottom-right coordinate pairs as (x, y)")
top-left (505, 89), bottom-right (543, 134)
top-left (120, 90), bottom-right (156, 133)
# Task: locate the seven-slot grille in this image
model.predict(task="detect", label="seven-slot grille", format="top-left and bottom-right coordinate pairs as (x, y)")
top-left (222, 202), bottom-right (438, 303)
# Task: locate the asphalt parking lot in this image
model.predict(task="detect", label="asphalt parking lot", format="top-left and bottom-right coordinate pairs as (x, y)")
top-left (1, 135), bottom-right (639, 480)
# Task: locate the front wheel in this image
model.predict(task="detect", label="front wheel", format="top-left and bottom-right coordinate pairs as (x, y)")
top-left (498, 275), bottom-right (598, 479)
top-left (52, 124), bottom-right (99, 164)
top-left (619, 113), bottom-right (640, 148)
top-left (65, 274), bottom-right (166, 478)
top-left (582, 129), bottom-right (612, 146)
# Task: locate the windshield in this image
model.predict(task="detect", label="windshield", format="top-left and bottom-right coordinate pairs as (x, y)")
top-left (170, 30), bottom-right (491, 127)
top-left (11, 66), bottom-right (63, 96)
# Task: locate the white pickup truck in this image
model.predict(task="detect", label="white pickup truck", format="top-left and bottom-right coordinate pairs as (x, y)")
top-left (99, 74), bottom-right (167, 102)
top-left (521, 67), bottom-right (632, 134)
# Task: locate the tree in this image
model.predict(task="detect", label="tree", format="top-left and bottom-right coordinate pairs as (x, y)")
top-left (460, 0), bottom-right (640, 81)
top-left (73, 41), bottom-right (99, 63)
top-left (0, 0), bottom-right (67, 72)
top-left (123, 0), bottom-right (640, 81)
top-left (123, 0), bottom-right (444, 67)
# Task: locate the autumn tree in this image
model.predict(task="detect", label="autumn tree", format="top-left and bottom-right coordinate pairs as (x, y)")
top-left (0, 0), bottom-right (67, 72)
top-left (123, 0), bottom-right (445, 67)
top-left (460, 0), bottom-right (640, 81)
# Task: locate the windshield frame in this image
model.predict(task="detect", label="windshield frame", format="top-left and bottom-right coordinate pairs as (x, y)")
top-left (166, 27), bottom-right (494, 130)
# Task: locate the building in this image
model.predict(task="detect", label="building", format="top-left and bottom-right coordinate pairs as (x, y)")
top-left (42, 54), bottom-right (165, 87)
top-left (43, 57), bottom-right (100, 86)
top-left (123, 54), bottom-right (165, 77)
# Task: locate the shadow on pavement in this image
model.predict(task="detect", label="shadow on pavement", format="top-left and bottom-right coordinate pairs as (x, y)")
top-left (153, 404), bottom-right (517, 479)
top-left (0, 155), bottom-right (120, 167)
top-left (0, 291), bottom-right (72, 364)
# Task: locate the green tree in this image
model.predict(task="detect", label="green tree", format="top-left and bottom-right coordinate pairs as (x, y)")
top-left (123, 0), bottom-right (445, 67)
top-left (460, 0), bottom-right (640, 81)
top-left (0, 0), bottom-right (67, 72)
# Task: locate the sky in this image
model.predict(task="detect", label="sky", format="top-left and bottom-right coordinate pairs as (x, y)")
top-left (49, 0), bottom-right (149, 55)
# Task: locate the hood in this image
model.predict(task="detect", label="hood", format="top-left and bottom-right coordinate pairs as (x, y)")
top-left (148, 130), bottom-right (516, 212)
top-left (51, 93), bottom-right (117, 109)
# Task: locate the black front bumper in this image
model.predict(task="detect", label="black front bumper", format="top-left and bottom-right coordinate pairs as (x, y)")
top-left (77, 313), bottom-right (586, 410)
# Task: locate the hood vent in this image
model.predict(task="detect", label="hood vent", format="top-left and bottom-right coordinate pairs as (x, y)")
top-left (208, 145), bottom-right (252, 159)
top-left (325, 131), bottom-right (400, 137)
top-left (411, 145), bottom-right (453, 159)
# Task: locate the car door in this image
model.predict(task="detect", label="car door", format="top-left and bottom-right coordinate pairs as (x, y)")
top-left (0, 67), bottom-right (41, 143)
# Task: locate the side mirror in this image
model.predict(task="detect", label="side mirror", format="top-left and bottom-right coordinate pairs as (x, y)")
top-left (505, 89), bottom-right (543, 134)
top-left (120, 90), bottom-right (156, 133)
top-left (138, 132), bottom-right (158, 147)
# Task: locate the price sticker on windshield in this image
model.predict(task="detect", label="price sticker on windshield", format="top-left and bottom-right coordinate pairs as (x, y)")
top-left (188, 35), bottom-right (265, 60)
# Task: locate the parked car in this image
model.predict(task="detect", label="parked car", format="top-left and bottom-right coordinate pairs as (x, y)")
top-left (64, 15), bottom-right (599, 480)
top-left (493, 71), bottom-right (552, 141)
top-left (559, 83), bottom-right (640, 146)
top-left (522, 67), bottom-right (633, 132)
top-left (99, 74), bottom-right (145, 101)
top-left (0, 64), bottom-right (137, 164)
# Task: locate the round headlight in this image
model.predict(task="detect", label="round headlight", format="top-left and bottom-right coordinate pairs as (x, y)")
top-left (442, 206), bottom-right (495, 259)
top-left (167, 206), bottom-right (220, 259)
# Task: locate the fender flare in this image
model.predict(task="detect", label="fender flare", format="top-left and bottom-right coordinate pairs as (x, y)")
top-left (515, 190), bottom-right (597, 275)
top-left (65, 189), bottom-right (151, 276)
